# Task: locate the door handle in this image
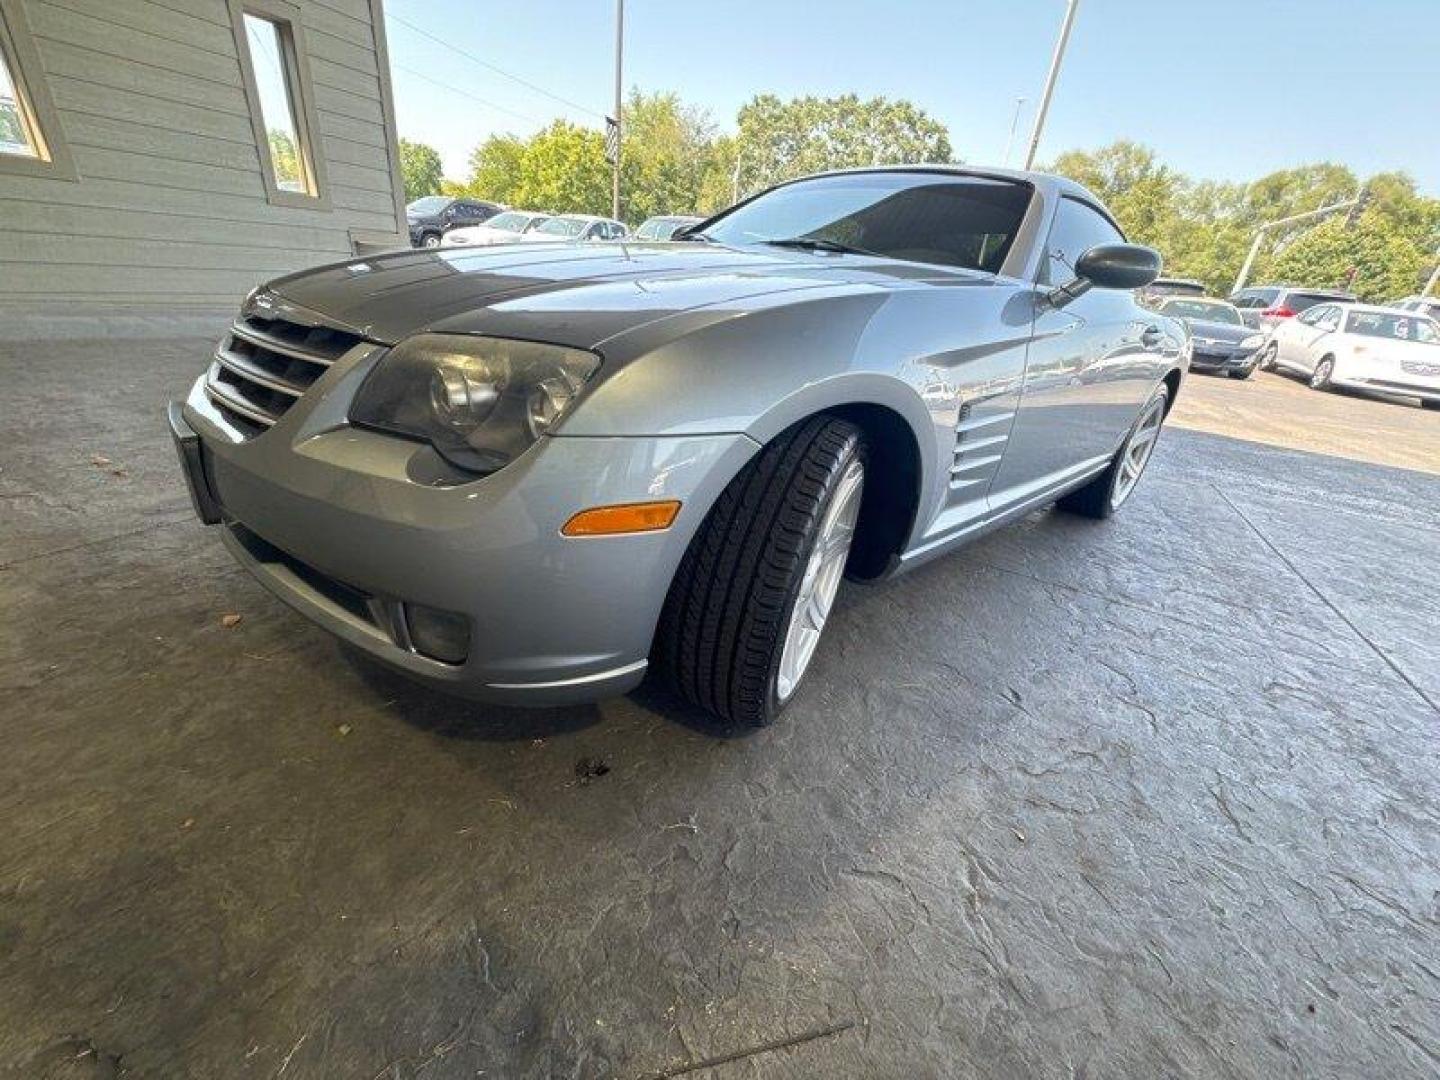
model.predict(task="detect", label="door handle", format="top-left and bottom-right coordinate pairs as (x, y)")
top-left (1141, 325), bottom-right (1163, 347)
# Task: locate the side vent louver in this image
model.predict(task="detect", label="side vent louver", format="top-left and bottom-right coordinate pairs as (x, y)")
top-left (950, 404), bottom-right (1015, 491)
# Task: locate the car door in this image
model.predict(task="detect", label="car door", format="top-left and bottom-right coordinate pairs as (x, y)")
top-left (1297, 305), bottom-right (1342, 371)
top-left (1280, 305), bottom-right (1334, 370)
top-left (990, 196), bottom-right (1176, 505)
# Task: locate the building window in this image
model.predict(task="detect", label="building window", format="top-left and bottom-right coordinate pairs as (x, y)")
top-left (0, 0), bottom-right (77, 179)
top-left (229, 0), bottom-right (329, 209)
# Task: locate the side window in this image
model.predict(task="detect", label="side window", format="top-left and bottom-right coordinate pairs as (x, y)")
top-left (229, 0), bottom-right (329, 208)
top-left (1316, 307), bottom-right (1342, 332)
top-left (1042, 197), bottom-right (1124, 286)
top-left (0, 0), bottom-right (77, 179)
top-left (1296, 306), bottom-right (1325, 326)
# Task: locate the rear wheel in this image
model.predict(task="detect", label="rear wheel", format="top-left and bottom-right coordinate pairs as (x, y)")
top-left (656, 416), bottom-right (866, 726)
top-left (1421, 399), bottom-right (1439, 412)
top-left (1058, 383), bottom-right (1169, 520)
top-left (1309, 355), bottom-right (1335, 390)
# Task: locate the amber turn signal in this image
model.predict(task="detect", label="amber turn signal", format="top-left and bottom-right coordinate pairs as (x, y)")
top-left (561, 500), bottom-right (682, 537)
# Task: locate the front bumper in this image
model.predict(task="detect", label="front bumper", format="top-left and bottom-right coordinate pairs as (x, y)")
top-left (1189, 345), bottom-right (1256, 374)
top-left (171, 374), bottom-right (757, 705)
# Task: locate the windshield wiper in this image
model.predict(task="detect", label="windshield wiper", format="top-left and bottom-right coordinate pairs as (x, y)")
top-left (673, 229), bottom-right (714, 242)
top-left (761, 237), bottom-right (885, 258)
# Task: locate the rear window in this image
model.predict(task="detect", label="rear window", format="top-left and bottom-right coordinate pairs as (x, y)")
top-left (1345, 311), bottom-right (1440, 343)
top-left (1287, 291), bottom-right (1353, 312)
top-left (1163, 299), bottom-right (1243, 324)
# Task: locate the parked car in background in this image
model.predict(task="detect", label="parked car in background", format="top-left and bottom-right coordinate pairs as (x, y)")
top-left (1229, 285), bottom-right (1357, 332)
top-left (442, 210), bottom-right (550, 248)
top-left (1139, 277), bottom-right (1207, 306)
top-left (522, 214), bottom-right (629, 243)
top-left (1157, 297), bottom-right (1262, 378)
top-left (635, 215), bottom-right (705, 240)
top-left (1390, 295), bottom-right (1440, 321)
top-left (1258, 302), bottom-right (1440, 408)
top-left (406, 197), bottom-right (504, 248)
top-left (168, 166), bottom-right (1184, 726)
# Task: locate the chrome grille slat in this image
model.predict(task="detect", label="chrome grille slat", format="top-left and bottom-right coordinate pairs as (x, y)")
top-left (214, 344), bottom-right (307, 397)
top-left (204, 309), bottom-right (364, 437)
top-left (205, 377), bottom-right (279, 427)
top-left (229, 321), bottom-right (342, 367)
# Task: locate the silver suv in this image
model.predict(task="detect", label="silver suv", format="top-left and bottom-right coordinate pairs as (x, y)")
top-left (1229, 285), bottom-right (1357, 332)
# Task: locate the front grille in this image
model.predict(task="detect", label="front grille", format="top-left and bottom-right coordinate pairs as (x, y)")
top-left (205, 311), bottom-right (365, 435)
top-left (1401, 359), bottom-right (1440, 377)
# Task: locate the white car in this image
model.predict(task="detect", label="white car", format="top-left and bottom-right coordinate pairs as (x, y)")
top-left (441, 210), bottom-right (550, 248)
top-left (522, 214), bottom-right (629, 243)
top-left (1258, 302), bottom-right (1440, 409)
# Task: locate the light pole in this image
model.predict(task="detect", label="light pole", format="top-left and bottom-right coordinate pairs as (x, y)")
top-left (1422, 247), bottom-right (1440, 297)
top-left (611, 0), bottom-right (623, 221)
top-left (1023, 0), bottom-right (1079, 170)
top-left (1231, 195), bottom-right (1363, 294)
top-left (1002, 97), bottom-right (1026, 166)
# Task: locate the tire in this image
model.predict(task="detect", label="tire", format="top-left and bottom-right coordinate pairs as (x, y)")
top-left (1257, 342), bottom-right (1278, 371)
top-left (1422, 399), bottom-right (1439, 412)
top-left (1309, 355), bottom-right (1335, 390)
top-left (656, 416), bottom-right (867, 726)
top-left (1058, 383), bottom-right (1169, 520)
top-left (1228, 368), bottom-right (1252, 380)
top-left (421, 232), bottom-right (442, 249)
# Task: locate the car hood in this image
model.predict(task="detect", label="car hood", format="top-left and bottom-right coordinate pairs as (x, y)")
top-left (1183, 318), bottom-right (1252, 343)
top-left (264, 242), bottom-right (984, 348)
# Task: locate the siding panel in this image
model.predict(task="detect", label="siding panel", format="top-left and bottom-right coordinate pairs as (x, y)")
top-left (1, 0), bottom-right (404, 312)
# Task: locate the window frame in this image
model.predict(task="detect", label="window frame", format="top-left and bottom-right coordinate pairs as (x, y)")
top-left (228, 0), bottom-right (330, 210)
top-left (1039, 195), bottom-right (1126, 287)
top-left (0, 0), bottom-right (77, 180)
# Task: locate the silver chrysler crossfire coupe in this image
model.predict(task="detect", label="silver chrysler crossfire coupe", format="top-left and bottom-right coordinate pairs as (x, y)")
top-left (170, 167), bottom-right (1188, 726)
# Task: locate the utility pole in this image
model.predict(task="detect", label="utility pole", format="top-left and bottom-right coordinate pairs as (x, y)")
top-left (1422, 247), bottom-right (1440, 297)
top-left (611, 0), bottom-right (624, 221)
top-left (1023, 0), bottom-right (1079, 170)
top-left (1002, 97), bottom-right (1026, 166)
top-left (1231, 194), bottom-right (1364, 294)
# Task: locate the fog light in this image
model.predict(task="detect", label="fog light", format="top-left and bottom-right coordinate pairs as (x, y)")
top-left (405, 603), bottom-right (470, 664)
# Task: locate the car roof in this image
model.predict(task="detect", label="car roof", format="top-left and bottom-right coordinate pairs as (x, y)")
top-left (1332, 301), bottom-right (1439, 316)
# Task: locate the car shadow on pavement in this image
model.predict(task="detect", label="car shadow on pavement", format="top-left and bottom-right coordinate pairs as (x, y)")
top-left (341, 645), bottom-right (604, 742)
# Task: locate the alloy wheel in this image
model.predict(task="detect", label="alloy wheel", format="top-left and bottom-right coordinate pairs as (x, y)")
top-left (1110, 395), bottom-right (1165, 510)
top-left (1309, 359), bottom-right (1334, 389)
top-left (776, 458), bottom-right (865, 702)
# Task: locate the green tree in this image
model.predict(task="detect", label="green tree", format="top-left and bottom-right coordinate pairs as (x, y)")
top-left (510, 120), bottom-right (611, 215)
top-left (726, 94), bottom-right (953, 196)
top-left (1270, 209), bottom-right (1431, 302)
top-left (266, 129), bottom-right (302, 190)
top-left (619, 89), bottom-right (717, 221)
top-left (463, 134), bottom-right (526, 203)
top-left (398, 137), bottom-right (444, 201)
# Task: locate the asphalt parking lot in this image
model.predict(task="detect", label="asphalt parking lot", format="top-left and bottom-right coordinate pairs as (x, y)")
top-left (2, 337), bottom-right (1438, 1079)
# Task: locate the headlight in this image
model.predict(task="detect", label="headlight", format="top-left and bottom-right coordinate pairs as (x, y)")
top-left (1240, 334), bottom-right (1264, 351)
top-left (350, 334), bottom-right (600, 473)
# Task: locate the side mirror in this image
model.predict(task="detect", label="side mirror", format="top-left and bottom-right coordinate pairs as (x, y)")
top-left (1048, 243), bottom-right (1162, 307)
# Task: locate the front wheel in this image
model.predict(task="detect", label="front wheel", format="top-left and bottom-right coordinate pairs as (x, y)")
top-left (421, 232), bottom-right (442, 249)
top-left (1058, 383), bottom-right (1169, 520)
top-left (1309, 356), bottom-right (1335, 390)
top-left (1228, 368), bottom-right (1253, 380)
top-left (1257, 342), bottom-right (1278, 371)
top-left (1420, 399), bottom-right (1438, 412)
top-left (656, 416), bottom-right (867, 726)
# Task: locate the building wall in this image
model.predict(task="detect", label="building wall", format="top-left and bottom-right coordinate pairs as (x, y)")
top-left (0, 0), bottom-right (406, 312)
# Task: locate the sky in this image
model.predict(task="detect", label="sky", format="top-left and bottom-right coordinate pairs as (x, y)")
top-left (383, 0), bottom-right (1440, 195)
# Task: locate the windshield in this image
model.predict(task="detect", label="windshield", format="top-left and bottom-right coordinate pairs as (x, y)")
top-left (698, 172), bottom-right (1032, 273)
top-left (1345, 311), bottom-right (1440, 344)
top-left (485, 212), bottom-right (532, 232)
top-left (1289, 291), bottom-right (1352, 312)
top-left (537, 217), bottom-right (588, 237)
top-left (1164, 299), bottom-right (1243, 325)
top-left (407, 196), bottom-right (450, 216)
top-left (637, 217), bottom-right (676, 240)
